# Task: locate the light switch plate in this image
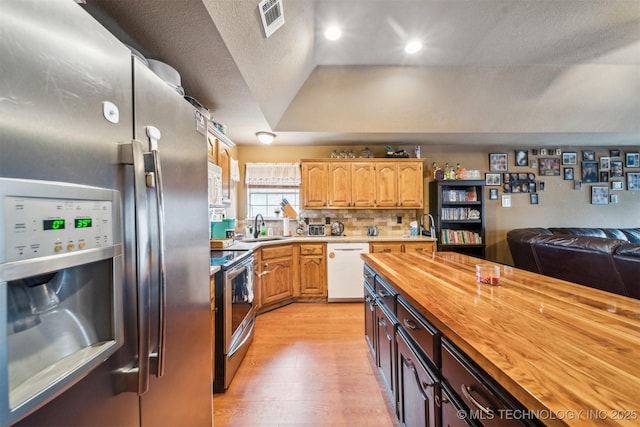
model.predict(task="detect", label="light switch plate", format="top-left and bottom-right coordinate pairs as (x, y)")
top-left (502, 195), bottom-right (511, 207)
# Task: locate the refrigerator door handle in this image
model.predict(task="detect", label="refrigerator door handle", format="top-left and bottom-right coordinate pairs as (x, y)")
top-left (146, 126), bottom-right (167, 378)
top-left (118, 140), bottom-right (152, 395)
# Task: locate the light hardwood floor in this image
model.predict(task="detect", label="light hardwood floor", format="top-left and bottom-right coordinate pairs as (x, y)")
top-left (213, 302), bottom-right (400, 427)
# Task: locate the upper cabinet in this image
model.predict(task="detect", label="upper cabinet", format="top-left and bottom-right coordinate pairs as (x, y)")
top-left (207, 123), bottom-right (235, 205)
top-left (301, 159), bottom-right (424, 209)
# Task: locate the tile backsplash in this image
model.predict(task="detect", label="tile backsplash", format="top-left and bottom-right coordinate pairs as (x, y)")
top-left (236, 209), bottom-right (419, 237)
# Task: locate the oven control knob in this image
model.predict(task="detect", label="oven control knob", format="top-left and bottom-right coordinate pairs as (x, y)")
top-left (54, 245), bottom-right (63, 253)
top-left (67, 243), bottom-right (75, 251)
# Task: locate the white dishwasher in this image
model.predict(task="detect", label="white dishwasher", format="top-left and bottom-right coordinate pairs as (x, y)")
top-left (327, 242), bottom-right (369, 302)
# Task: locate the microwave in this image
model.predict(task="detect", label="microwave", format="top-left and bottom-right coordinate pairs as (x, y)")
top-left (307, 224), bottom-right (326, 237)
top-left (208, 162), bottom-right (223, 207)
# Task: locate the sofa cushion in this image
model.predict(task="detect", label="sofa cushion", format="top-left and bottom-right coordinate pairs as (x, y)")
top-left (531, 235), bottom-right (628, 296)
top-left (506, 228), bottom-right (553, 273)
top-left (613, 243), bottom-right (640, 299)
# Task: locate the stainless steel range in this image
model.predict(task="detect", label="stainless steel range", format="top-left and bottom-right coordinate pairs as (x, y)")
top-left (210, 250), bottom-right (255, 393)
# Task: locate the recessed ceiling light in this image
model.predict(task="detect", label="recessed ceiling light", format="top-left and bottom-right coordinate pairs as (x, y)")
top-left (324, 26), bottom-right (342, 41)
top-left (404, 40), bottom-right (422, 54)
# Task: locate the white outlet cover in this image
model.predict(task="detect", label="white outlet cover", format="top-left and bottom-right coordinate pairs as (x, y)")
top-left (502, 195), bottom-right (511, 207)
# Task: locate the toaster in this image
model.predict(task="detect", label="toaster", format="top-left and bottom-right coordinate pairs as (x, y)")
top-left (307, 224), bottom-right (326, 237)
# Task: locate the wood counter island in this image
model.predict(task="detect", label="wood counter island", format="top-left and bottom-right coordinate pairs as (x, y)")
top-left (362, 251), bottom-right (639, 427)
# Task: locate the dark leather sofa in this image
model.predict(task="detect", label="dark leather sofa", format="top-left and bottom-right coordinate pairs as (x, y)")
top-left (506, 227), bottom-right (640, 299)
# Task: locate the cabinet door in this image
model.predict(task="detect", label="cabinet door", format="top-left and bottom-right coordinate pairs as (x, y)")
top-left (441, 387), bottom-right (472, 427)
top-left (301, 162), bottom-right (328, 208)
top-left (370, 242), bottom-right (404, 253)
top-left (403, 242), bottom-right (435, 254)
top-left (328, 162), bottom-right (352, 207)
top-left (260, 258), bottom-right (294, 306)
top-left (364, 283), bottom-right (376, 357)
top-left (299, 255), bottom-right (326, 297)
top-left (217, 140), bottom-right (232, 203)
top-left (376, 162), bottom-right (398, 207)
top-left (375, 304), bottom-right (396, 399)
top-left (396, 331), bottom-right (439, 427)
top-left (398, 162), bottom-right (423, 207)
top-left (351, 162), bottom-right (376, 207)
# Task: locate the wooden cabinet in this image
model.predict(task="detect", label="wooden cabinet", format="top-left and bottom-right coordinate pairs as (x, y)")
top-left (207, 125), bottom-right (235, 205)
top-left (374, 275), bottom-right (398, 402)
top-left (256, 244), bottom-right (296, 312)
top-left (363, 263), bottom-right (539, 427)
top-left (328, 163), bottom-right (351, 207)
top-left (298, 243), bottom-right (326, 300)
top-left (370, 241), bottom-right (435, 254)
top-left (396, 330), bottom-right (440, 427)
top-left (375, 162), bottom-right (398, 207)
top-left (398, 162), bottom-right (424, 207)
top-left (301, 162), bottom-right (328, 208)
top-left (301, 159), bottom-right (423, 209)
top-left (351, 162), bottom-right (376, 207)
top-left (429, 180), bottom-right (486, 258)
top-left (217, 141), bottom-right (232, 204)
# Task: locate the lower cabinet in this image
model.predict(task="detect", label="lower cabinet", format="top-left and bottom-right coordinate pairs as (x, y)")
top-left (363, 264), bottom-right (541, 427)
top-left (298, 243), bottom-right (326, 299)
top-left (258, 245), bottom-right (295, 312)
top-left (375, 303), bottom-right (396, 399)
top-left (396, 329), bottom-right (440, 427)
top-left (364, 277), bottom-right (376, 356)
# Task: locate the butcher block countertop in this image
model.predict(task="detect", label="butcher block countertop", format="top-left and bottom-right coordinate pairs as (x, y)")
top-left (362, 251), bottom-right (640, 427)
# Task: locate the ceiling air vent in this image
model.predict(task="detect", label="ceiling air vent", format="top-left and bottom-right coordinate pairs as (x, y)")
top-left (258, 0), bottom-right (284, 38)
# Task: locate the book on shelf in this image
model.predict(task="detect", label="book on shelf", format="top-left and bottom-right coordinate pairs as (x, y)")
top-left (440, 229), bottom-right (482, 245)
top-left (442, 187), bottom-right (478, 202)
top-left (440, 207), bottom-right (481, 221)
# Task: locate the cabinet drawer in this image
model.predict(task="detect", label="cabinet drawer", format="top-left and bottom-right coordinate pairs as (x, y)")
top-left (442, 340), bottom-right (530, 427)
top-left (364, 264), bottom-right (375, 289)
top-left (375, 276), bottom-right (397, 314)
top-left (403, 242), bottom-right (434, 254)
top-left (300, 243), bottom-right (324, 255)
top-left (370, 242), bottom-right (403, 253)
top-left (397, 296), bottom-right (440, 369)
top-left (262, 244), bottom-right (293, 260)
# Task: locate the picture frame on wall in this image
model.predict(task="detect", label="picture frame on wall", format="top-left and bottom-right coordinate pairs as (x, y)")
top-left (599, 171), bottom-right (609, 183)
top-left (538, 157), bottom-right (561, 176)
top-left (540, 148), bottom-right (547, 156)
top-left (610, 194), bottom-right (619, 204)
top-left (555, 148), bottom-right (562, 156)
top-left (611, 160), bottom-right (624, 177)
top-left (489, 153), bottom-right (508, 172)
top-left (489, 188), bottom-right (499, 200)
top-left (610, 149), bottom-right (621, 157)
top-left (485, 173), bottom-right (501, 186)
top-left (611, 181), bottom-right (624, 191)
top-left (563, 167), bottom-right (574, 180)
top-left (514, 149), bottom-right (528, 167)
top-left (575, 181), bottom-right (582, 190)
top-left (582, 151), bottom-right (596, 161)
top-left (628, 172), bottom-right (640, 190)
top-left (599, 157), bottom-right (610, 171)
top-left (530, 193), bottom-right (539, 205)
top-left (581, 161), bottom-right (599, 183)
top-left (626, 152), bottom-right (640, 168)
top-left (591, 186), bottom-right (609, 205)
top-left (562, 152), bottom-right (577, 165)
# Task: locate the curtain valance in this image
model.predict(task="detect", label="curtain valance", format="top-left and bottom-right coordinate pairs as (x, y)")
top-left (245, 162), bottom-right (301, 186)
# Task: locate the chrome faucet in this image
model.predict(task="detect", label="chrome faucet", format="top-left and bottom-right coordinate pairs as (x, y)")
top-left (253, 214), bottom-right (264, 239)
top-left (420, 213), bottom-right (436, 237)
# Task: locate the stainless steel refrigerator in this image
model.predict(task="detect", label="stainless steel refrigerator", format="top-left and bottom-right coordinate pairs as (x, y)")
top-left (0, 1), bottom-right (212, 426)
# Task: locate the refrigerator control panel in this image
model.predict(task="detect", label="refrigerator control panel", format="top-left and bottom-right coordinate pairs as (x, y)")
top-left (3, 196), bottom-right (114, 262)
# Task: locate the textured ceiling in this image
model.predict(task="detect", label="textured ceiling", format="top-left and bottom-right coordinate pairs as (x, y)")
top-left (85, 0), bottom-right (640, 147)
